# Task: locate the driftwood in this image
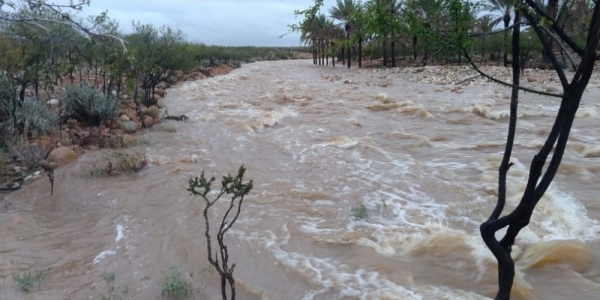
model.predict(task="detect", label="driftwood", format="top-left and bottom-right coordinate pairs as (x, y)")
top-left (0, 177), bottom-right (23, 191)
top-left (165, 109), bottom-right (188, 121)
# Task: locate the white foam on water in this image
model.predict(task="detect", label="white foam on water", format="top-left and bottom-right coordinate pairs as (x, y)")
top-left (116, 225), bottom-right (125, 242)
top-left (474, 156), bottom-right (600, 243)
top-left (93, 250), bottom-right (116, 264)
top-left (250, 107), bottom-right (297, 131)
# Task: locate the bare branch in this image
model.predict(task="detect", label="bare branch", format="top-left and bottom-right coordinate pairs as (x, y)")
top-left (522, 0), bottom-right (586, 56)
top-left (461, 48), bottom-right (563, 98)
top-left (520, 7), bottom-right (570, 88)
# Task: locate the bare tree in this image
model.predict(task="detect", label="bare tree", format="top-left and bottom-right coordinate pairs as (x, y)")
top-left (187, 165), bottom-right (253, 300)
top-left (461, 0), bottom-right (600, 299)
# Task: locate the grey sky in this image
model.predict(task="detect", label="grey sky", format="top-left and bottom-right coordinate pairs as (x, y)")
top-left (83, 0), bottom-right (338, 47)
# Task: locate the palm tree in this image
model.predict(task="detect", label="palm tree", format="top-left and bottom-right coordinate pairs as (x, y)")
top-left (329, 0), bottom-right (360, 68)
top-left (301, 14), bottom-right (338, 66)
top-left (475, 15), bottom-right (495, 64)
top-left (379, 0), bottom-right (403, 67)
top-left (486, 0), bottom-right (514, 67)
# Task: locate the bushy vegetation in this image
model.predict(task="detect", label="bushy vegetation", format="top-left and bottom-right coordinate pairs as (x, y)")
top-left (158, 265), bottom-right (192, 299)
top-left (0, 76), bottom-right (58, 139)
top-left (91, 272), bottom-right (130, 300)
top-left (12, 268), bottom-right (50, 293)
top-left (350, 202), bottom-right (368, 221)
top-left (63, 84), bottom-right (118, 126)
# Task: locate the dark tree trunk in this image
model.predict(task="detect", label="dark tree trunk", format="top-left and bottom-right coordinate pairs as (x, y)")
top-left (346, 31), bottom-right (351, 68)
top-left (326, 40), bottom-right (329, 66)
top-left (391, 40), bottom-right (396, 68)
top-left (383, 40), bottom-right (387, 67)
top-left (503, 14), bottom-right (510, 67)
top-left (413, 35), bottom-right (418, 60)
top-left (313, 39), bottom-right (317, 65)
top-left (341, 46), bottom-right (345, 65)
top-left (358, 38), bottom-right (362, 68)
top-left (102, 71), bottom-right (107, 94)
top-left (321, 39), bottom-right (325, 66)
top-left (347, 44), bottom-right (351, 69)
top-left (480, 6), bottom-right (600, 299)
top-left (332, 42), bottom-right (335, 67)
top-left (19, 81), bottom-right (27, 102)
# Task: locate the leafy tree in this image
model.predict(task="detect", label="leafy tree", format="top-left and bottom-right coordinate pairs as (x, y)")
top-left (364, 0), bottom-right (403, 67)
top-left (127, 22), bottom-right (194, 108)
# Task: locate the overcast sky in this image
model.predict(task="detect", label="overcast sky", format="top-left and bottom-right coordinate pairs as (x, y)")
top-left (82, 0), bottom-right (338, 47)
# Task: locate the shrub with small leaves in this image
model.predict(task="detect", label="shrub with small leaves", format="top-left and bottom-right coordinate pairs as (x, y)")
top-left (12, 268), bottom-right (50, 293)
top-left (159, 265), bottom-right (192, 299)
top-left (1, 98), bottom-right (58, 138)
top-left (350, 202), bottom-right (368, 221)
top-left (62, 83), bottom-right (118, 126)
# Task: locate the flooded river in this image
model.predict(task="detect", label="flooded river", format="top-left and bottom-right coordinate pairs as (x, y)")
top-left (2, 60), bottom-right (600, 299)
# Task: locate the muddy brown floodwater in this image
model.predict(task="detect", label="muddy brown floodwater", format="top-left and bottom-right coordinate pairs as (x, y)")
top-left (3, 60), bottom-right (600, 300)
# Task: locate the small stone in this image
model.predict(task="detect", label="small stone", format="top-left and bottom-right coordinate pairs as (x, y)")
top-left (120, 114), bottom-right (130, 121)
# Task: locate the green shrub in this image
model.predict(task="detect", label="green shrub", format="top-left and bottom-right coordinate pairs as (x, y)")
top-left (0, 98), bottom-right (58, 138)
top-left (0, 75), bottom-right (13, 119)
top-left (12, 268), bottom-right (50, 293)
top-left (92, 272), bottom-right (129, 300)
top-left (350, 202), bottom-right (369, 221)
top-left (159, 265), bottom-right (191, 299)
top-left (62, 84), bottom-right (118, 126)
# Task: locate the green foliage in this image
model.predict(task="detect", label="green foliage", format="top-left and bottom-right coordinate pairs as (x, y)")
top-left (0, 81), bottom-right (59, 137)
top-left (187, 166), bottom-right (253, 300)
top-left (12, 268), bottom-right (51, 293)
top-left (95, 272), bottom-right (129, 300)
top-left (375, 193), bottom-right (388, 215)
top-left (62, 83), bottom-right (118, 126)
top-left (187, 166), bottom-right (253, 199)
top-left (159, 265), bottom-right (192, 299)
top-left (350, 202), bottom-right (368, 220)
top-left (285, 0), bottom-right (325, 37)
top-left (127, 22), bottom-right (195, 103)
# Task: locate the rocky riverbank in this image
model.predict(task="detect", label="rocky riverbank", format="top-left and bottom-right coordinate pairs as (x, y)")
top-left (0, 64), bottom-right (237, 192)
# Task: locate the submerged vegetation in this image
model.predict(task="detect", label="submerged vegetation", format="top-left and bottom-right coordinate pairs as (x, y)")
top-left (11, 268), bottom-right (51, 293)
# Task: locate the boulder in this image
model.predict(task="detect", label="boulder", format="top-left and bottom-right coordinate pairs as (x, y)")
top-left (78, 148), bottom-right (147, 177)
top-left (47, 146), bottom-right (78, 167)
top-left (154, 88), bottom-right (166, 97)
top-left (156, 82), bottom-right (168, 90)
top-left (146, 105), bottom-right (160, 119)
top-left (72, 145), bottom-right (85, 156)
top-left (143, 116), bottom-right (154, 128)
top-left (156, 99), bottom-right (166, 109)
top-left (121, 121), bottom-right (138, 134)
